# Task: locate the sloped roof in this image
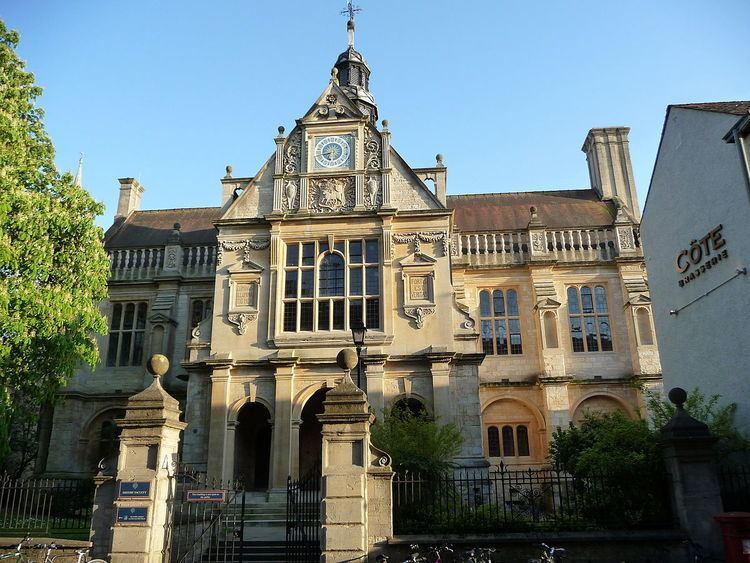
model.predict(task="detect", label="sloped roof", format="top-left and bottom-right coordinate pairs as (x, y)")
top-left (105, 207), bottom-right (222, 249)
top-left (672, 101), bottom-right (750, 116)
top-left (447, 190), bottom-right (616, 232)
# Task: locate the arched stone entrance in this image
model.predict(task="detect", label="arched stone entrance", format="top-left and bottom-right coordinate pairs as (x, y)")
top-left (234, 402), bottom-right (272, 490)
top-left (299, 388), bottom-right (328, 478)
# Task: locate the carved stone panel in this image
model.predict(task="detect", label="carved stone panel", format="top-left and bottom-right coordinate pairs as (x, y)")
top-left (364, 127), bottom-right (381, 170)
top-left (283, 131), bottom-right (302, 174)
top-left (310, 177), bottom-right (355, 213)
top-left (364, 176), bottom-right (381, 210)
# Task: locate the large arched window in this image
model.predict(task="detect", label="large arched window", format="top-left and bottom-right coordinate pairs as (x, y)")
top-left (479, 289), bottom-right (522, 355)
top-left (283, 239), bottom-right (380, 332)
top-left (567, 285), bottom-right (612, 352)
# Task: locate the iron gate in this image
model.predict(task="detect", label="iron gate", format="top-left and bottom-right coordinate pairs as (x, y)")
top-left (285, 468), bottom-right (321, 562)
top-left (162, 469), bottom-right (245, 563)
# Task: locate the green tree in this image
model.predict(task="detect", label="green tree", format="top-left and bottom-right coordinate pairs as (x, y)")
top-left (646, 387), bottom-right (750, 460)
top-left (549, 411), bottom-right (669, 527)
top-left (370, 407), bottom-right (463, 478)
top-left (0, 20), bottom-right (109, 463)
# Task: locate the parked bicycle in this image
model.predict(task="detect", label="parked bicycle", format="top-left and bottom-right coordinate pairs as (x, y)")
top-left (458, 547), bottom-right (496, 562)
top-left (528, 543), bottom-right (567, 563)
top-left (0, 536), bottom-right (106, 563)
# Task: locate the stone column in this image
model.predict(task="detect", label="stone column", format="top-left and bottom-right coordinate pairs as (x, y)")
top-left (89, 464), bottom-right (116, 560)
top-left (290, 419), bottom-right (302, 479)
top-left (318, 349), bottom-right (394, 563)
top-left (270, 355), bottom-right (297, 491)
top-left (206, 357), bottom-right (233, 479)
top-left (426, 349), bottom-right (454, 425)
top-left (659, 388), bottom-right (724, 560)
top-left (364, 352), bottom-right (388, 415)
top-left (110, 355), bottom-right (187, 563)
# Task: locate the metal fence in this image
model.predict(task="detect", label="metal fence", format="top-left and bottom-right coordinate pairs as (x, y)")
top-left (393, 465), bottom-right (674, 534)
top-left (719, 463), bottom-right (750, 511)
top-left (162, 469), bottom-right (245, 563)
top-left (0, 475), bottom-right (94, 539)
top-left (286, 468), bottom-right (321, 563)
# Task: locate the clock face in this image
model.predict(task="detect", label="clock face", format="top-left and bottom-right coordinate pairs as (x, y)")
top-left (314, 135), bottom-right (352, 169)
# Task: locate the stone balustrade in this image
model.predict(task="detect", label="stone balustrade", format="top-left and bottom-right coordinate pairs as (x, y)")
top-left (108, 245), bottom-right (216, 280)
top-left (456, 226), bottom-right (637, 266)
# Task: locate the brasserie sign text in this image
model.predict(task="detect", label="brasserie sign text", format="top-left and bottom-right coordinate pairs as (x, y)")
top-left (674, 224), bottom-right (728, 288)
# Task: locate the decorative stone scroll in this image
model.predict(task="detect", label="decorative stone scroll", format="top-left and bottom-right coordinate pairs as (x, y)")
top-left (217, 238), bottom-right (271, 266)
top-left (364, 127), bottom-right (381, 170)
top-left (227, 312), bottom-right (257, 335)
top-left (404, 306), bottom-right (435, 329)
top-left (391, 231), bottom-right (450, 257)
top-left (283, 131), bottom-right (302, 174)
top-left (310, 177), bottom-right (355, 213)
top-left (317, 93), bottom-right (346, 119)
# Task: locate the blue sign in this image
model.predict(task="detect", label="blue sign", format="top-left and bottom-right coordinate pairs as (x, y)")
top-left (187, 490), bottom-right (226, 502)
top-left (118, 481), bottom-right (151, 498)
top-left (116, 507), bottom-right (148, 523)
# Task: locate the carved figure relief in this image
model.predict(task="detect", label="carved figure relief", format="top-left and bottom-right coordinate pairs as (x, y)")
top-left (166, 249), bottom-right (178, 269)
top-left (617, 226), bottom-right (635, 250)
top-left (310, 177), bottom-right (355, 213)
top-left (227, 312), bottom-right (257, 335)
top-left (391, 232), bottom-right (449, 257)
top-left (283, 131), bottom-right (302, 174)
top-left (531, 232), bottom-right (546, 253)
top-left (404, 306), bottom-right (435, 329)
top-left (364, 127), bottom-right (381, 170)
top-left (217, 239), bottom-right (271, 266)
top-left (283, 180), bottom-right (298, 212)
top-left (364, 176), bottom-right (381, 210)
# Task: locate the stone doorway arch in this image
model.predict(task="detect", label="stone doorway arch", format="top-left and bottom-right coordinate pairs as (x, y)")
top-left (298, 388), bottom-right (328, 478)
top-left (234, 402), bottom-right (272, 490)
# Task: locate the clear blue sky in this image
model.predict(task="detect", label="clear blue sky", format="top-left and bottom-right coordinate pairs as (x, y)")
top-left (4, 0), bottom-right (749, 226)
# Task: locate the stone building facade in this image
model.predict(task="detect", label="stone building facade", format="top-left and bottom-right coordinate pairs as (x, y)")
top-left (39, 24), bottom-right (662, 488)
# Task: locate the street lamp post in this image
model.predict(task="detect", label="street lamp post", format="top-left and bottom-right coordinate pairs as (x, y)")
top-left (350, 320), bottom-right (367, 389)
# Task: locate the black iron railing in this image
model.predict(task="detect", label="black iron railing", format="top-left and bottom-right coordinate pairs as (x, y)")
top-left (393, 465), bottom-right (674, 534)
top-left (286, 468), bottom-right (321, 563)
top-left (162, 469), bottom-right (245, 563)
top-left (719, 463), bottom-right (750, 511)
top-left (0, 475), bottom-right (94, 538)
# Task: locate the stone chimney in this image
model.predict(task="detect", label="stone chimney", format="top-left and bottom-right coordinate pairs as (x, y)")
top-left (581, 128), bottom-right (640, 220)
top-left (116, 178), bottom-right (144, 219)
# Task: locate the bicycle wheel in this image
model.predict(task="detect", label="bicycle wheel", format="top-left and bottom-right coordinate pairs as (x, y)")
top-left (88, 559), bottom-right (108, 563)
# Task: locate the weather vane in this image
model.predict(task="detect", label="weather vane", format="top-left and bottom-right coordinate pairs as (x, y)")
top-left (341, 0), bottom-right (362, 21)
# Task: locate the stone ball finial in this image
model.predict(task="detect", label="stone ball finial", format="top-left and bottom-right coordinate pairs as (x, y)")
top-left (277, 125), bottom-right (285, 136)
top-left (530, 206), bottom-right (538, 215)
top-left (225, 165), bottom-right (233, 177)
top-left (173, 222), bottom-right (181, 231)
top-left (147, 354), bottom-right (170, 378)
top-left (336, 348), bottom-right (358, 371)
top-left (668, 387), bottom-right (688, 409)
top-left (436, 153), bottom-right (444, 165)
top-left (382, 119), bottom-right (389, 129)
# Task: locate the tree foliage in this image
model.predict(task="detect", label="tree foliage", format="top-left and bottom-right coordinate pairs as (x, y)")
top-left (646, 387), bottom-right (750, 460)
top-left (370, 407), bottom-right (463, 478)
top-left (550, 411), bottom-right (669, 527)
top-left (0, 20), bottom-right (109, 460)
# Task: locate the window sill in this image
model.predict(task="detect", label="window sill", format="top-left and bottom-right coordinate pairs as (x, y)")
top-left (271, 331), bottom-right (394, 349)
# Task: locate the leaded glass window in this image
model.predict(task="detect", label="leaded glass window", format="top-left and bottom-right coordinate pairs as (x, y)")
top-left (567, 285), bottom-right (613, 352)
top-left (106, 302), bottom-right (148, 367)
top-left (283, 239), bottom-right (381, 332)
top-left (479, 289), bottom-right (522, 355)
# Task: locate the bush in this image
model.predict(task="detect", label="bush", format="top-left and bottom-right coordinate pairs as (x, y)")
top-left (370, 407), bottom-right (463, 478)
top-left (550, 411), bottom-right (669, 527)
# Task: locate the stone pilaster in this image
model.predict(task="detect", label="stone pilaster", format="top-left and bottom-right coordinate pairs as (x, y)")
top-left (426, 349), bottom-right (454, 426)
top-left (363, 352), bottom-right (388, 415)
top-left (539, 376), bottom-right (572, 433)
top-left (380, 120), bottom-right (392, 207)
top-left (206, 356), bottom-right (233, 480)
top-left (270, 354), bottom-right (298, 490)
top-left (109, 355), bottom-right (186, 563)
top-left (272, 127), bottom-right (286, 213)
